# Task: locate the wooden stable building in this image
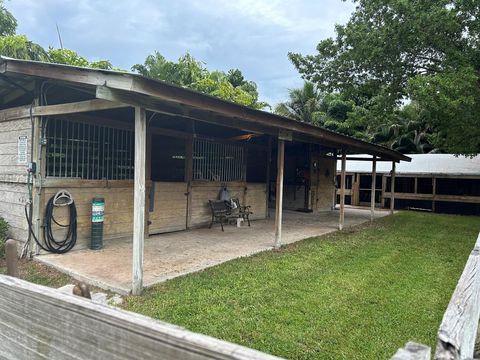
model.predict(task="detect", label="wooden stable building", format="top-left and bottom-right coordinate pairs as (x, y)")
top-left (0, 58), bottom-right (409, 294)
top-left (336, 154), bottom-right (480, 215)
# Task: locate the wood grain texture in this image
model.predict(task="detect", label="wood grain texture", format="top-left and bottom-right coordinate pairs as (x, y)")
top-left (391, 342), bottom-right (431, 360)
top-left (149, 182), bottom-right (187, 234)
top-left (339, 150), bottom-right (346, 230)
top-left (0, 181), bottom-right (29, 242)
top-left (390, 161), bottom-right (396, 214)
top-left (0, 275), bottom-right (282, 360)
top-left (132, 106), bottom-right (147, 295)
top-left (316, 157), bottom-right (336, 211)
top-left (371, 156), bottom-right (376, 221)
top-left (434, 232), bottom-right (480, 360)
top-left (43, 184), bottom-right (134, 249)
top-left (274, 139), bottom-right (284, 249)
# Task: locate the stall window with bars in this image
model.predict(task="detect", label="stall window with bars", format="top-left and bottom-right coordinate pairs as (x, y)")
top-left (46, 118), bottom-right (134, 180)
top-left (193, 139), bottom-right (245, 182)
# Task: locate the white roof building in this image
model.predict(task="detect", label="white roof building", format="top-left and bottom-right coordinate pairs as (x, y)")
top-left (338, 154), bottom-right (480, 176)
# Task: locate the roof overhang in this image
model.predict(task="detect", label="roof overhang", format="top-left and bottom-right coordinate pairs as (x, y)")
top-left (0, 57), bottom-right (411, 162)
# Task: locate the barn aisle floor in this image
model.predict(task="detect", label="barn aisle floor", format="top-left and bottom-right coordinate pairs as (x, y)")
top-left (36, 207), bottom-right (390, 294)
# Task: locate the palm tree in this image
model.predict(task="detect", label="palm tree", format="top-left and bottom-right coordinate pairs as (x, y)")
top-left (274, 82), bottom-right (326, 125)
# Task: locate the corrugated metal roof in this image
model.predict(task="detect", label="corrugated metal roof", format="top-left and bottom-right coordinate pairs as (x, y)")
top-left (339, 154), bottom-right (480, 176)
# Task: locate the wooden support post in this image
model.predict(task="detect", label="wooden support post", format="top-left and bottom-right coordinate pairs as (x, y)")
top-left (145, 132), bottom-right (152, 237)
top-left (339, 150), bottom-right (346, 230)
top-left (31, 81), bottom-right (44, 256)
top-left (5, 239), bottom-right (18, 277)
top-left (132, 107), bottom-right (147, 296)
top-left (432, 177), bottom-right (436, 212)
top-left (390, 161), bottom-right (396, 214)
top-left (332, 149), bottom-right (337, 209)
top-left (185, 136), bottom-right (193, 229)
top-left (414, 177), bottom-right (418, 194)
top-left (274, 139), bottom-right (285, 249)
top-left (370, 155), bottom-right (376, 221)
top-left (265, 136), bottom-right (272, 218)
top-left (381, 174), bottom-right (387, 208)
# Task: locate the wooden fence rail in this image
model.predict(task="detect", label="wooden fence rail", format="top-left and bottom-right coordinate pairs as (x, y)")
top-left (0, 275), bottom-right (282, 360)
top-left (391, 232), bottom-right (480, 360)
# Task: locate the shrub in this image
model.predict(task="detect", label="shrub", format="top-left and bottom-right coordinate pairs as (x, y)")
top-left (0, 217), bottom-right (8, 258)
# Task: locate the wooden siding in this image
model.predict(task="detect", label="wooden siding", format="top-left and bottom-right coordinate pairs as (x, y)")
top-left (315, 157), bottom-right (336, 211)
top-left (0, 275), bottom-right (282, 360)
top-left (0, 117), bottom-right (31, 241)
top-left (149, 182), bottom-right (188, 234)
top-left (0, 182), bottom-right (29, 241)
top-left (40, 180), bottom-right (267, 248)
top-left (43, 182), bottom-right (135, 249)
top-left (189, 181), bottom-right (267, 227)
top-left (245, 183), bottom-right (267, 220)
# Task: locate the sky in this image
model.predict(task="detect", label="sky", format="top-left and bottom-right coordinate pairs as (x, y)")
top-left (6, 0), bottom-right (354, 106)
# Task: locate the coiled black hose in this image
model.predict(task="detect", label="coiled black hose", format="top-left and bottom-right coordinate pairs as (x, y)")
top-left (25, 194), bottom-right (77, 254)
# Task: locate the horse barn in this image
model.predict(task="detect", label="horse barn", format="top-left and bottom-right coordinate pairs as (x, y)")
top-left (336, 154), bottom-right (480, 215)
top-left (0, 57), bottom-right (410, 294)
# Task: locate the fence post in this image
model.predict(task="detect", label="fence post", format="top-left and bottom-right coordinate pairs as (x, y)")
top-left (390, 342), bottom-right (431, 360)
top-left (5, 239), bottom-right (18, 278)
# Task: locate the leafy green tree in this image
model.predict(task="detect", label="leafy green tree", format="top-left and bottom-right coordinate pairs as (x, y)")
top-left (0, 35), bottom-right (48, 61)
top-left (48, 48), bottom-right (89, 67)
top-left (132, 52), bottom-right (268, 109)
top-left (372, 103), bottom-right (436, 154)
top-left (274, 82), bottom-right (360, 135)
top-left (47, 48), bottom-right (114, 70)
top-left (289, 0), bottom-right (480, 155)
top-left (0, 0), bottom-right (16, 37)
top-left (0, 2), bottom-right (47, 61)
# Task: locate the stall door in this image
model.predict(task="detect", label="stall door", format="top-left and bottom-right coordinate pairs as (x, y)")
top-left (149, 182), bottom-right (188, 234)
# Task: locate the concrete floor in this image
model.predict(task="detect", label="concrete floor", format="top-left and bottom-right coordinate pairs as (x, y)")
top-left (36, 207), bottom-right (390, 294)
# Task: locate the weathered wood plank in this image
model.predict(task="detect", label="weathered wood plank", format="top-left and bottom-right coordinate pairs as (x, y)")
top-left (0, 100), bottom-right (127, 121)
top-left (339, 150), bottom-right (346, 230)
top-left (0, 275), bottom-right (281, 360)
top-left (391, 342), bottom-right (431, 360)
top-left (390, 161), bottom-right (396, 214)
top-left (274, 139), bottom-right (284, 249)
top-left (434, 232), bottom-right (480, 360)
top-left (132, 106), bottom-right (147, 295)
top-left (371, 155), bottom-right (376, 221)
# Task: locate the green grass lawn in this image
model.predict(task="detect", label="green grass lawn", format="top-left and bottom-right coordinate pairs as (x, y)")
top-left (122, 212), bottom-right (479, 360)
top-left (0, 258), bottom-right (72, 288)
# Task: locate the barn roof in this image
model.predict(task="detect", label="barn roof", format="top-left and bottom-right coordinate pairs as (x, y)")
top-left (0, 57), bottom-right (410, 162)
top-left (339, 154), bottom-right (480, 176)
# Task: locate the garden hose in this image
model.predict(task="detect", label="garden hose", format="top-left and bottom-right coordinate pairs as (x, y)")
top-left (25, 189), bottom-right (78, 254)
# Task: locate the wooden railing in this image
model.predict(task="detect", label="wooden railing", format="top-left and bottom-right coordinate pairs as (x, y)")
top-left (0, 275), bottom-right (282, 360)
top-left (391, 232), bottom-right (480, 360)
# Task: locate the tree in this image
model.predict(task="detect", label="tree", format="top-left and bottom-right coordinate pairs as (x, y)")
top-left (48, 48), bottom-right (115, 70)
top-left (289, 0), bottom-right (480, 155)
top-left (274, 82), bottom-right (325, 124)
top-left (372, 103), bottom-right (436, 154)
top-left (132, 52), bottom-right (268, 109)
top-left (274, 82), bottom-right (361, 135)
top-left (0, 35), bottom-right (48, 61)
top-left (0, 0), bottom-right (16, 37)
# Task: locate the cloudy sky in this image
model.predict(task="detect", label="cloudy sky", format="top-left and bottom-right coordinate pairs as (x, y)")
top-left (6, 0), bottom-right (354, 106)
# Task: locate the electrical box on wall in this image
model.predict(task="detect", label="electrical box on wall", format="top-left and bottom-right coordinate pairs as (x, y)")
top-left (27, 162), bottom-right (36, 174)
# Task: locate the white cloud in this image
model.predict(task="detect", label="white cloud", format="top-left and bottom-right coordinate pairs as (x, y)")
top-left (6, 0), bottom-right (354, 105)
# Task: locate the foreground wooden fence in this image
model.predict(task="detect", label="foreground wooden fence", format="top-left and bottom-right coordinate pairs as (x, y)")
top-left (0, 275), bottom-right (281, 360)
top-left (392, 232), bottom-right (480, 360)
